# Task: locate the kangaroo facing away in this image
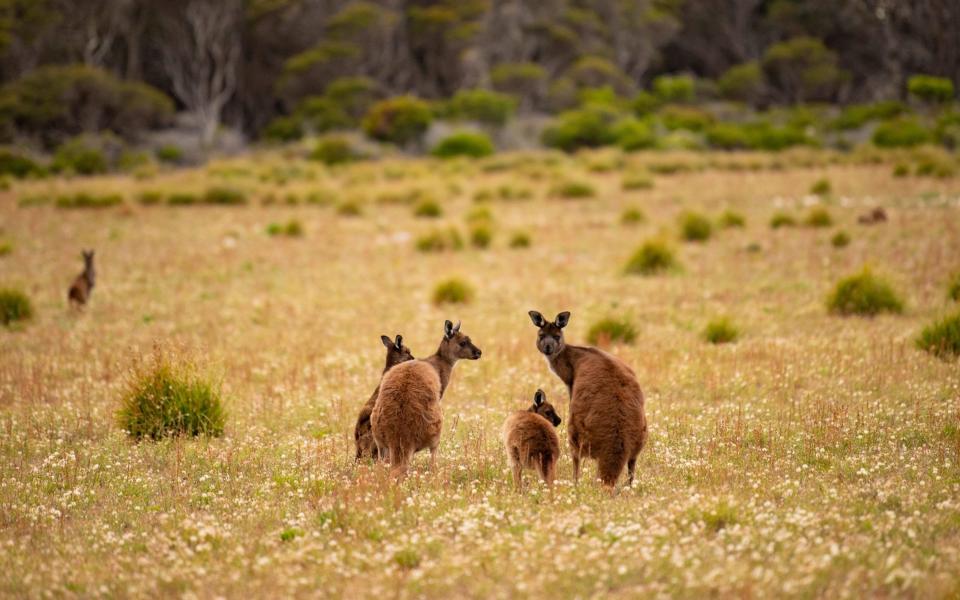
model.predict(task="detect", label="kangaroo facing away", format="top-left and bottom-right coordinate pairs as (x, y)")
top-left (354, 334), bottom-right (414, 461)
top-left (371, 320), bottom-right (482, 477)
top-left (502, 388), bottom-right (562, 490)
top-left (528, 310), bottom-right (647, 489)
top-left (68, 250), bottom-right (96, 308)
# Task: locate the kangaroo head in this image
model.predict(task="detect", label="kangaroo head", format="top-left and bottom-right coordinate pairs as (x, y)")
top-left (529, 388), bottom-right (561, 427)
top-left (82, 249), bottom-right (95, 269)
top-left (528, 310), bottom-right (569, 357)
top-left (438, 319), bottom-right (482, 361)
top-left (380, 334), bottom-right (414, 370)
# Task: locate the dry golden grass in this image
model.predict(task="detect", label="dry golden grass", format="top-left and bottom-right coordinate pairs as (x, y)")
top-left (2, 148), bottom-right (960, 598)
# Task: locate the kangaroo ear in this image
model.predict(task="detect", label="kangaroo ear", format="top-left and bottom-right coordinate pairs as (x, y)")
top-left (534, 389), bottom-right (545, 406)
top-left (381, 335), bottom-right (393, 349)
top-left (394, 334), bottom-right (403, 350)
top-left (528, 310), bottom-right (546, 328)
top-left (444, 320), bottom-right (454, 339)
top-left (453, 320), bottom-right (461, 333)
top-left (555, 311), bottom-right (571, 329)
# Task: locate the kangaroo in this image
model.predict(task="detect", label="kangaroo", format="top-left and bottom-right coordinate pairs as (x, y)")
top-left (858, 207), bottom-right (888, 225)
top-left (528, 310), bottom-right (646, 489)
top-left (371, 319), bottom-right (482, 477)
top-left (68, 249), bottom-right (96, 308)
top-left (354, 334), bottom-right (414, 462)
top-left (502, 388), bottom-right (562, 490)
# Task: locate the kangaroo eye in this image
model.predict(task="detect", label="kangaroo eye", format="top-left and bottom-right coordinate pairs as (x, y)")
top-left (459, 341), bottom-right (467, 347)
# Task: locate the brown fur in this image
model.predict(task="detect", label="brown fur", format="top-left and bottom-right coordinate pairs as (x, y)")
top-left (354, 335), bottom-right (414, 461)
top-left (502, 389), bottom-right (561, 490)
top-left (370, 320), bottom-right (481, 477)
top-left (68, 250), bottom-right (95, 308)
top-left (858, 207), bottom-right (887, 225)
top-left (529, 310), bottom-right (647, 488)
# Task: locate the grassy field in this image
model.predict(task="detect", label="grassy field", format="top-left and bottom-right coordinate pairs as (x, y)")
top-left (1, 148), bottom-right (960, 598)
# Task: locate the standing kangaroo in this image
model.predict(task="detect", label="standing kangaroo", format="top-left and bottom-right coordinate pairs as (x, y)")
top-left (354, 334), bottom-right (414, 461)
top-left (371, 320), bottom-right (482, 477)
top-left (68, 250), bottom-right (96, 308)
top-left (528, 310), bottom-right (647, 488)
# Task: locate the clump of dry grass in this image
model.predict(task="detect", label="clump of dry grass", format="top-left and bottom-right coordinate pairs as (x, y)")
top-left (827, 268), bottom-right (904, 316)
top-left (432, 278), bottom-right (474, 304)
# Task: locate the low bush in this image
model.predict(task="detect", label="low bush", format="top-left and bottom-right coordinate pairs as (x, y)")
top-left (804, 207), bottom-right (833, 227)
top-left (624, 240), bottom-right (677, 275)
top-left (51, 138), bottom-right (108, 175)
top-left (550, 180), bottom-right (595, 199)
top-left (587, 317), bottom-right (637, 346)
top-left (0, 240), bottom-right (11, 256)
top-left (336, 199), bottom-right (363, 216)
top-left (155, 145), bottom-right (183, 164)
top-left (432, 278), bottom-right (474, 305)
top-left (652, 74), bottom-right (695, 103)
top-left (831, 231), bottom-right (851, 248)
top-left (203, 186), bottom-right (247, 205)
top-left (168, 192), bottom-right (199, 206)
top-left (810, 178), bottom-right (831, 196)
top-left (310, 135), bottom-right (362, 165)
top-left (621, 173), bottom-right (654, 190)
top-left (266, 219), bottom-right (304, 237)
top-left (362, 95), bottom-right (432, 146)
top-left (413, 199), bottom-right (443, 218)
top-left (137, 191), bottom-right (163, 206)
top-left (117, 349), bottom-right (226, 440)
top-left (415, 228), bottom-right (463, 252)
top-left (827, 268), bottom-right (904, 316)
top-left (717, 61), bottom-right (764, 104)
top-left (0, 288), bottom-right (33, 327)
top-left (908, 75), bottom-right (954, 104)
top-left (0, 149), bottom-right (43, 178)
top-left (541, 106), bottom-right (619, 152)
top-left (465, 206), bottom-right (493, 224)
top-left (770, 212), bottom-right (796, 229)
top-left (916, 311), bottom-right (960, 359)
top-left (508, 231), bottom-right (531, 248)
top-left (444, 89), bottom-right (516, 126)
top-left (719, 210), bottom-right (745, 228)
top-left (679, 211), bottom-right (712, 242)
top-left (469, 224), bottom-right (493, 249)
top-left (431, 132), bottom-right (494, 158)
top-left (614, 119), bottom-right (657, 151)
top-left (55, 192), bottom-right (123, 209)
top-left (892, 164), bottom-right (910, 177)
top-left (703, 317), bottom-right (739, 344)
top-left (621, 207), bottom-right (646, 225)
top-left (872, 118), bottom-right (931, 148)
top-left (659, 105), bottom-right (713, 132)
top-left (831, 101), bottom-right (905, 130)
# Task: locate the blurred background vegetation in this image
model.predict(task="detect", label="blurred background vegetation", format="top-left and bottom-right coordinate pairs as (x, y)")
top-left (0, 0), bottom-right (957, 174)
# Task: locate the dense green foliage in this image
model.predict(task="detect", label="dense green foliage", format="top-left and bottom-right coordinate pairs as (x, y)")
top-left (0, 287), bottom-right (32, 327)
top-left (431, 132), bottom-right (494, 158)
top-left (915, 311), bottom-right (960, 359)
top-left (827, 269), bottom-right (904, 316)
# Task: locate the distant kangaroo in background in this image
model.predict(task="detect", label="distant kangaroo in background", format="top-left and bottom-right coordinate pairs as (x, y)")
top-left (68, 249), bottom-right (95, 308)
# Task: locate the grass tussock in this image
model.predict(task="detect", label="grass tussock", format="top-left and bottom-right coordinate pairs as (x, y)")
top-left (469, 224), bottom-right (493, 249)
top-left (117, 349), bottom-right (226, 440)
top-left (831, 230), bottom-right (851, 248)
top-left (586, 317), bottom-right (637, 346)
top-left (550, 180), bottom-right (595, 199)
top-left (413, 199), bottom-right (443, 218)
top-left (0, 287), bottom-right (33, 327)
top-left (266, 219), bottom-right (304, 237)
top-left (915, 311), bottom-right (960, 359)
top-left (336, 200), bottom-right (363, 216)
top-left (804, 207), bottom-right (833, 227)
top-left (620, 207), bottom-right (646, 225)
top-left (416, 228), bottom-right (463, 252)
top-left (770, 212), bottom-right (796, 229)
top-left (624, 240), bottom-right (677, 275)
top-left (203, 186), bottom-right (247, 205)
top-left (810, 178), bottom-right (832, 196)
top-left (432, 278), bottom-right (474, 305)
top-left (621, 173), bottom-right (654, 191)
top-left (702, 317), bottom-right (739, 344)
top-left (827, 268), bottom-right (904, 316)
top-left (679, 211), bottom-right (712, 242)
top-left (508, 231), bottom-right (531, 248)
top-left (719, 210), bottom-right (745, 228)
top-left (55, 192), bottom-right (123, 209)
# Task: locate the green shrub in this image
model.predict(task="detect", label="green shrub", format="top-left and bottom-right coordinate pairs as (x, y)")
top-left (916, 311), bottom-right (960, 358)
top-left (0, 288), bottom-right (33, 327)
top-left (587, 317), bottom-right (636, 346)
top-left (414, 199), bottom-right (442, 218)
top-left (659, 105), bottom-right (713, 132)
top-left (892, 164), bottom-right (910, 177)
top-left (831, 101), bottom-right (905, 130)
top-left (810, 178), bottom-right (831, 196)
top-left (336, 199), bottom-right (363, 216)
top-left (761, 37), bottom-right (848, 103)
top-left (947, 272), bottom-right (960, 302)
top-left (679, 212), bottom-right (712, 241)
top-left (831, 231), bottom-right (851, 248)
top-left (770, 212), bottom-right (796, 229)
top-left (624, 240), bottom-right (677, 275)
top-left (872, 118), bottom-right (932, 148)
top-left (262, 116), bottom-right (304, 142)
top-left (117, 350), bottom-right (225, 440)
top-left (703, 317), bottom-right (739, 344)
top-left (827, 268), bottom-right (904, 316)
top-left (621, 207), bottom-right (645, 225)
top-left (295, 96), bottom-right (352, 133)
top-left (630, 91), bottom-right (661, 116)
top-left (203, 186), bottom-right (247, 205)
top-left (908, 75), bottom-right (955, 104)
top-left (541, 106), bottom-right (619, 152)
top-left (362, 96), bottom-right (432, 146)
top-left (431, 132), bottom-right (495, 158)
top-left (469, 224), bottom-right (493, 248)
top-left (804, 207), bottom-right (833, 227)
top-left (168, 192), bottom-right (199, 206)
top-left (155, 145), bottom-right (183, 164)
top-left (311, 135), bottom-right (362, 165)
top-left (465, 206), bottom-right (493, 224)
top-left (432, 278), bottom-right (474, 305)
top-left (717, 61), bottom-right (764, 104)
top-left (444, 89), bottom-right (516, 126)
top-left (567, 56), bottom-right (632, 95)
top-left (719, 210), bottom-right (745, 228)
top-left (52, 139), bottom-right (108, 175)
top-left (614, 119), bottom-right (656, 151)
top-left (490, 62), bottom-right (546, 106)
top-left (508, 231), bottom-right (531, 248)
top-left (415, 228), bottom-right (463, 252)
top-left (266, 219), bottom-right (304, 237)
top-left (705, 123), bottom-right (752, 150)
top-left (0, 149), bottom-right (42, 178)
top-left (935, 110), bottom-right (960, 149)
top-left (621, 173), bottom-right (654, 190)
top-left (550, 180), bottom-right (595, 199)
top-left (323, 76), bottom-right (381, 120)
top-left (656, 130), bottom-right (704, 151)
top-left (55, 192), bottom-right (123, 209)
top-left (137, 191), bottom-right (163, 206)
top-left (652, 75), bottom-right (695, 103)
top-left (0, 241), bottom-right (11, 256)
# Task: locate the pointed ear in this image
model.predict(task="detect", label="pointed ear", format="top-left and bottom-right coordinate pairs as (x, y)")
top-left (555, 311), bottom-right (571, 329)
top-left (453, 320), bottom-right (461, 333)
top-left (381, 335), bottom-right (393, 349)
top-left (534, 389), bottom-right (545, 406)
top-left (394, 334), bottom-right (403, 350)
top-left (528, 310), bottom-right (546, 328)
top-left (444, 320), bottom-right (454, 339)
